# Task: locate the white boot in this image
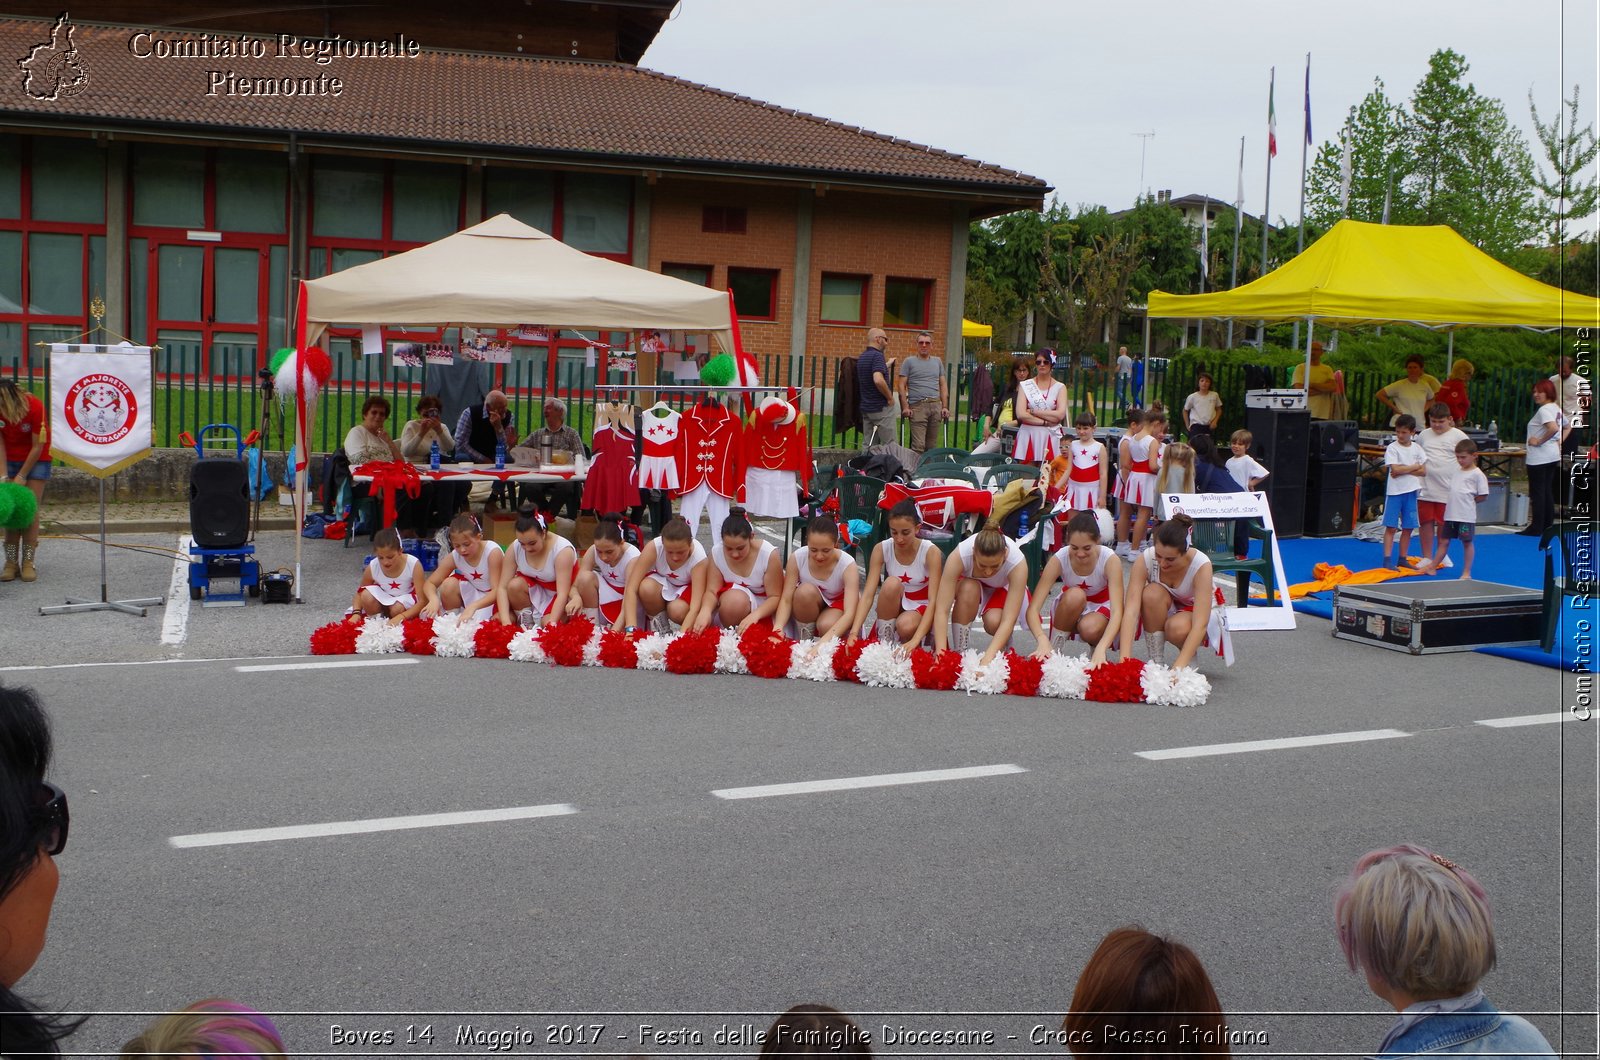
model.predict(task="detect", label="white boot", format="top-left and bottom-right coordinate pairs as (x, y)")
top-left (584, 607), bottom-right (601, 624)
top-left (1049, 629), bottom-right (1073, 656)
top-left (796, 621), bottom-right (817, 641)
top-left (949, 622), bottom-right (969, 653)
top-left (1143, 631), bottom-right (1166, 662)
top-left (875, 618), bottom-right (897, 643)
top-left (650, 610), bottom-right (672, 635)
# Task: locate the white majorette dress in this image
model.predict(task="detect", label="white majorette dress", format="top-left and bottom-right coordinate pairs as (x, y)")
top-left (1013, 378), bottom-right (1065, 463)
top-left (361, 553), bottom-right (422, 609)
top-left (1065, 438), bottom-right (1105, 510)
top-left (1121, 433), bottom-right (1159, 508)
top-left (448, 540), bottom-right (503, 608)
top-left (797, 548), bottom-right (850, 611)
top-left (1051, 543), bottom-right (1116, 630)
top-left (956, 535), bottom-right (1029, 613)
top-left (1141, 548), bottom-right (1234, 665)
top-left (593, 542), bottom-right (641, 625)
top-left (511, 534), bottom-right (577, 618)
top-left (638, 407), bottom-right (681, 491)
top-left (647, 539), bottom-right (706, 605)
top-left (711, 540), bottom-right (776, 608)
top-left (881, 537), bottom-right (937, 614)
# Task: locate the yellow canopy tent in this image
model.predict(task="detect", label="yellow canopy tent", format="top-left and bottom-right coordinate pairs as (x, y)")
top-left (961, 318), bottom-right (993, 338)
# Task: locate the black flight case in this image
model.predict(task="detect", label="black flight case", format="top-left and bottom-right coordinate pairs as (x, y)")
top-left (1332, 579), bottom-right (1543, 655)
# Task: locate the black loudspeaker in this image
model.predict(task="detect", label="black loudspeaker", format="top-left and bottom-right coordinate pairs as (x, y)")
top-left (1267, 484), bottom-right (1305, 539)
top-left (1243, 364), bottom-right (1276, 391)
top-left (1246, 406), bottom-right (1311, 489)
top-left (190, 460), bottom-right (250, 549)
top-left (1312, 419), bottom-right (1360, 460)
top-left (1306, 459), bottom-right (1357, 537)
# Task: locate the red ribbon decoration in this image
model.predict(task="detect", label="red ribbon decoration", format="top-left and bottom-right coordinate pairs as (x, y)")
top-left (359, 460), bottom-right (423, 527)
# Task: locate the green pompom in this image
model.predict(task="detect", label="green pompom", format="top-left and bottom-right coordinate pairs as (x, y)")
top-left (0, 481), bottom-right (36, 530)
top-left (269, 347), bottom-right (294, 373)
top-left (700, 353), bottom-right (736, 388)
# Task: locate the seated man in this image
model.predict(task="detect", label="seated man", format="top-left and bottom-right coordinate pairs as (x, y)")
top-left (518, 397), bottom-right (585, 518)
top-left (454, 389), bottom-right (519, 511)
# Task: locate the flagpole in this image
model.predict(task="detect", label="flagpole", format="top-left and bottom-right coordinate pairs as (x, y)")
top-left (1228, 136), bottom-right (1244, 348)
top-left (1293, 53), bottom-right (1310, 351)
top-left (1259, 66), bottom-right (1276, 347)
top-left (1197, 195), bottom-right (1209, 348)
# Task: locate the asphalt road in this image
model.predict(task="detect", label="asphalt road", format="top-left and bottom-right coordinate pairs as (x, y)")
top-left (4, 529), bottom-right (1595, 1058)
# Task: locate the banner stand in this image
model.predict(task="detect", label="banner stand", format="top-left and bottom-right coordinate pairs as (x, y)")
top-left (39, 474), bottom-right (164, 617)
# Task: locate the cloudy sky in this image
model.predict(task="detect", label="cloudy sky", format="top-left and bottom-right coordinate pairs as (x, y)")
top-left (642, 0), bottom-right (1598, 220)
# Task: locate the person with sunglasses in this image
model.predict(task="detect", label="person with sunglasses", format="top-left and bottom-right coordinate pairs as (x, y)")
top-left (0, 684), bottom-right (80, 1055)
top-left (896, 332), bottom-right (949, 454)
top-left (1014, 348), bottom-right (1068, 463)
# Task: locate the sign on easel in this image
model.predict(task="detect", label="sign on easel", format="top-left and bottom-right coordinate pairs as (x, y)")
top-left (1166, 491), bottom-right (1295, 631)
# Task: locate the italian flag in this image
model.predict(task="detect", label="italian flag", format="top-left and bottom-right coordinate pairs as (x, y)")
top-left (1267, 69), bottom-right (1278, 158)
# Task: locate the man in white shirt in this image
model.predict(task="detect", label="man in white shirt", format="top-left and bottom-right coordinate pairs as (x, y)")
top-left (1552, 356), bottom-right (1591, 455)
top-left (1114, 346), bottom-right (1133, 408)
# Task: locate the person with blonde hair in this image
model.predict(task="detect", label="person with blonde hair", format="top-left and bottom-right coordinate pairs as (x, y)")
top-left (1154, 442), bottom-right (1196, 520)
top-left (1434, 360), bottom-right (1474, 425)
top-left (121, 999), bottom-right (286, 1058)
top-left (0, 379), bottom-right (49, 582)
top-left (1335, 844), bottom-right (1554, 1057)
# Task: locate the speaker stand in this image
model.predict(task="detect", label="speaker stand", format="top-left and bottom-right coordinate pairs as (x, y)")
top-left (40, 478), bottom-right (165, 618)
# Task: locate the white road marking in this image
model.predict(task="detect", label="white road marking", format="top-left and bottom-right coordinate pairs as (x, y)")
top-left (1476, 713), bottom-right (1579, 728)
top-left (169, 802), bottom-right (578, 848)
top-left (1136, 729), bottom-right (1410, 761)
top-left (0, 654), bottom-right (311, 673)
top-left (234, 658), bottom-right (419, 673)
top-left (712, 763), bottom-right (1026, 800)
top-left (755, 523), bottom-right (787, 544)
top-left (160, 534), bottom-right (194, 646)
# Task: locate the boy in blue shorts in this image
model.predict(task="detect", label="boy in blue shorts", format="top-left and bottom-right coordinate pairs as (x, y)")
top-left (1381, 414), bottom-right (1426, 569)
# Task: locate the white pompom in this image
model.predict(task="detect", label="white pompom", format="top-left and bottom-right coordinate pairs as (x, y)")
top-left (1039, 654), bottom-right (1091, 699)
top-left (355, 615), bottom-right (404, 654)
top-left (788, 638), bottom-right (839, 682)
top-left (432, 612), bottom-right (483, 658)
top-left (1141, 663), bottom-right (1212, 707)
top-left (273, 352), bottom-right (320, 405)
top-left (581, 629), bottom-right (605, 666)
top-left (855, 641), bottom-right (914, 688)
top-left (508, 628), bottom-right (548, 664)
top-left (957, 650), bottom-right (1009, 695)
top-left (634, 633), bottom-right (670, 671)
top-left (715, 628), bottom-right (749, 674)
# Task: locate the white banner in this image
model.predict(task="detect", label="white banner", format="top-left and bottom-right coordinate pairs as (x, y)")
top-left (1167, 491), bottom-right (1296, 631)
top-left (49, 343), bottom-right (154, 478)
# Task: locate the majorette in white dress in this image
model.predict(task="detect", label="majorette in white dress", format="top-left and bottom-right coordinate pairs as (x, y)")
top-left (638, 407), bottom-right (681, 491)
top-left (1064, 439), bottom-right (1105, 510)
top-left (797, 548), bottom-right (850, 611)
top-left (1051, 543), bottom-right (1116, 631)
top-left (448, 540), bottom-right (503, 607)
top-left (593, 542), bottom-right (641, 624)
top-left (880, 537), bottom-right (937, 614)
top-left (361, 553), bottom-right (422, 608)
top-left (1121, 433), bottom-right (1160, 508)
top-left (646, 539), bottom-right (706, 604)
top-left (712, 540), bottom-right (776, 608)
top-left (1013, 378), bottom-right (1065, 463)
top-left (956, 535), bottom-right (1028, 613)
top-left (1140, 547), bottom-right (1234, 664)
top-left (511, 535), bottom-right (577, 618)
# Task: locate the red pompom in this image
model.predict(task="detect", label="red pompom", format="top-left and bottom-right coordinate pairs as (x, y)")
top-left (1004, 651), bottom-right (1043, 697)
top-left (665, 627), bottom-right (720, 675)
top-left (831, 635), bottom-right (872, 683)
top-left (1085, 658), bottom-right (1148, 703)
top-left (739, 621), bottom-right (795, 679)
top-left (597, 628), bottom-right (640, 669)
top-left (473, 619), bottom-right (518, 659)
top-left (309, 620), bottom-right (359, 655)
top-left (401, 617), bottom-right (437, 655)
top-left (538, 614), bottom-right (595, 667)
top-left (910, 647), bottom-right (962, 691)
top-left (302, 345), bottom-right (333, 385)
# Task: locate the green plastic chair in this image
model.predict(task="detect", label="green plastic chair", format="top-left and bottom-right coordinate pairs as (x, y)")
top-left (1190, 517), bottom-right (1277, 607)
top-left (916, 447), bottom-right (974, 470)
top-left (827, 474), bottom-right (891, 556)
top-left (911, 463), bottom-right (980, 487)
top-left (985, 463), bottom-right (1045, 495)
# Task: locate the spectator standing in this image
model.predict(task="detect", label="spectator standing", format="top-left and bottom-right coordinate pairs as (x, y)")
top-left (1131, 352), bottom-right (1146, 406)
top-left (1521, 379), bottom-right (1564, 536)
top-left (1376, 355), bottom-right (1437, 427)
top-left (1061, 927), bottom-right (1232, 1057)
top-left (454, 389), bottom-right (519, 510)
top-left (896, 331), bottom-right (949, 454)
top-left (1114, 345), bottom-right (1133, 408)
top-left (1433, 359), bottom-right (1474, 425)
top-left (856, 328), bottom-right (897, 448)
top-left (1416, 404), bottom-right (1468, 571)
top-left (1380, 414), bottom-right (1426, 568)
top-left (1290, 340), bottom-right (1338, 420)
top-left (1182, 372), bottom-right (1223, 438)
top-left (0, 380), bottom-right (48, 582)
top-left (1420, 438), bottom-right (1487, 579)
top-left (1226, 430), bottom-right (1270, 490)
top-left (1552, 355), bottom-right (1591, 454)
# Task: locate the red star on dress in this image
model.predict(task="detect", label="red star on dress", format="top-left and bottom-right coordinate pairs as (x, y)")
top-left (388, 581), bottom-right (401, 590)
top-left (468, 571), bottom-right (483, 582)
top-left (898, 572), bottom-right (913, 584)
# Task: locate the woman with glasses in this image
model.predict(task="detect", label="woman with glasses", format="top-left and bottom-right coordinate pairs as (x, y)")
top-left (0, 684), bottom-right (79, 1055)
top-left (1014, 349), bottom-right (1068, 463)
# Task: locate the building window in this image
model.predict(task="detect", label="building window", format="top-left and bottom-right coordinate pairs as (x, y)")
top-left (485, 168), bottom-right (555, 231)
top-left (819, 273), bottom-right (867, 325)
top-left (563, 174), bottom-right (631, 255)
top-left (311, 158), bottom-right (384, 240)
top-left (31, 138), bottom-right (104, 225)
top-left (883, 277), bottom-right (932, 329)
top-left (728, 267), bottom-right (777, 320)
top-left (702, 205), bottom-right (747, 234)
top-left (391, 164), bottom-right (463, 243)
top-left (215, 151), bottom-right (286, 234)
top-left (133, 147), bottom-right (206, 229)
top-left (663, 263), bottom-right (712, 287)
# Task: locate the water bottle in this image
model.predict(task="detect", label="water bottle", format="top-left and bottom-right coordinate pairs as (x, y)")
top-left (1018, 506), bottom-right (1030, 538)
top-left (429, 439), bottom-right (441, 471)
top-left (494, 439), bottom-right (506, 470)
top-left (1488, 420), bottom-right (1498, 446)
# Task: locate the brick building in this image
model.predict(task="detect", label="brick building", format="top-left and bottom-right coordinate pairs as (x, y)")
top-left (1, 2), bottom-right (1047, 387)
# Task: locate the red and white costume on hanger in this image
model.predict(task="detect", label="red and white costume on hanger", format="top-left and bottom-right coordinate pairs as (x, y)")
top-left (511, 534), bottom-right (576, 618)
top-left (593, 542), bottom-right (640, 625)
top-left (1064, 438), bottom-right (1106, 510)
top-left (582, 409), bottom-right (641, 512)
top-left (448, 540), bottom-right (502, 608)
top-left (638, 407), bottom-right (681, 491)
top-left (1013, 378), bottom-right (1064, 463)
top-left (743, 393), bottom-right (811, 519)
top-left (647, 539), bottom-right (706, 605)
top-left (361, 554), bottom-right (421, 609)
top-left (955, 535), bottom-right (1028, 613)
top-left (1051, 543), bottom-right (1116, 630)
top-left (711, 540), bottom-right (776, 609)
top-left (677, 402), bottom-right (742, 536)
top-left (1121, 433), bottom-right (1160, 508)
top-left (1140, 547), bottom-right (1233, 664)
top-left (880, 537), bottom-right (937, 614)
top-left (797, 548), bottom-right (850, 611)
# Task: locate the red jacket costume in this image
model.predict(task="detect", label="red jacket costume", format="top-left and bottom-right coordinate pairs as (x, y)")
top-left (675, 401), bottom-right (743, 499)
top-left (743, 392), bottom-right (812, 490)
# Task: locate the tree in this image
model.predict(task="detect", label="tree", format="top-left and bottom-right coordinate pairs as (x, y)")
top-left (1305, 78), bottom-right (1414, 228)
top-left (1529, 85), bottom-right (1599, 245)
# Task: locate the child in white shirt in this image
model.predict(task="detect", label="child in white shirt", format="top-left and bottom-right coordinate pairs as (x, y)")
top-left (1381, 415), bottom-right (1427, 569)
top-left (1420, 438), bottom-right (1488, 579)
top-left (1226, 430), bottom-right (1270, 490)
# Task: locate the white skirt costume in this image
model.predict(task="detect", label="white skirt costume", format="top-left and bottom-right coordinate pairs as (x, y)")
top-left (712, 540), bottom-right (776, 610)
top-left (1064, 439), bottom-right (1105, 510)
top-left (592, 542), bottom-right (641, 624)
top-left (1140, 548), bottom-right (1234, 664)
top-left (1121, 433), bottom-right (1160, 508)
top-left (745, 468), bottom-right (799, 518)
top-left (448, 540), bottom-right (502, 608)
top-left (646, 539), bottom-right (706, 604)
top-left (511, 535), bottom-right (577, 618)
top-left (1051, 543), bottom-right (1116, 632)
top-left (361, 553), bottom-right (422, 608)
top-left (797, 548), bottom-right (851, 611)
top-left (1013, 379), bottom-right (1065, 463)
top-left (638, 408), bottom-right (681, 491)
top-left (881, 537), bottom-right (937, 614)
top-left (956, 535), bottom-right (1029, 613)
